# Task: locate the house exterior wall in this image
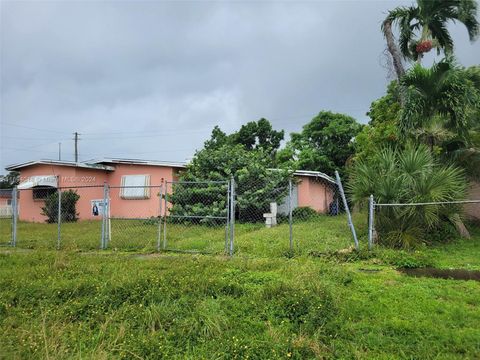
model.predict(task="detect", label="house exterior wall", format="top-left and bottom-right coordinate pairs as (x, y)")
top-left (17, 165), bottom-right (108, 222)
top-left (296, 176), bottom-right (334, 213)
top-left (15, 164), bottom-right (336, 221)
top-left (465, 181), bottom-right (480, 221)
top-left (105, 164), bottom-right (175, 218)
top-left (15, 164), bottom-right (180, 222)
top-left (0, 197), bottom-right (12, 218)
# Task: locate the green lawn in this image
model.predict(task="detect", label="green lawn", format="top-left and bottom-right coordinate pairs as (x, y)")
top-left (0, 217), bottom-right (479, 359)
top-left (0, 214), bottom-right (360, 255)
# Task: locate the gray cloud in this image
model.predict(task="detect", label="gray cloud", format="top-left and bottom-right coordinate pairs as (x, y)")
top-left (1, 0), bottom-right (479, 173)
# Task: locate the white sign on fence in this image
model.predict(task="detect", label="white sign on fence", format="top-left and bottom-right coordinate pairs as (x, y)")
top-left (90, 199), bottom-right (109, 217)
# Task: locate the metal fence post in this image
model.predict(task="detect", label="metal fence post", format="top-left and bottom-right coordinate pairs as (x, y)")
top-left (11, 187), bottom-right (17, 247)
top-left (100, 183), bottom-right (107, 249)
top-left (335, 170), bottom-right (359, 250)
top-left (368, 194), bottom-right (374, 250)
top-left (57, 189), bottom-right (62, 250)
top-left (225, 180), bottom-right (231, 254)
top-left (229, 176), bottom-right (235, 256)
top-left (157, 184), bottom-right (164, 252)
top-left (106, 184), bottom-right (111, 247)
top-left (163, 182), bottom-right (168, 250)
top-left (288, 178), bottom-right (293, 253)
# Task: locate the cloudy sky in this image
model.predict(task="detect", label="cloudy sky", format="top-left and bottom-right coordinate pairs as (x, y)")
top-left (1, 0), bottom-right (479, 174)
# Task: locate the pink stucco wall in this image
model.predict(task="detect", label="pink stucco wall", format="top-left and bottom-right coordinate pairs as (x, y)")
top-left (465, 181), bottom-right (480, 221)
top-left (16, 164), bottom-right (180, 222)
top-left (17, 165), bottom-right (108, 222)
top-left (106, 164), bottom-right (176, 219)
top-left (16, 164), bottom-right (336, 221)
top-left (297, 176), bottom-right (334, 213)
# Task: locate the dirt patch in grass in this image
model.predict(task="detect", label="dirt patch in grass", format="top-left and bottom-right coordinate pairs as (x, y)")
top-left (399, 267), bottom-right (480, 281)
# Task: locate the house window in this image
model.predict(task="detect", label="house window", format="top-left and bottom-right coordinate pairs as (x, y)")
top-left (32, 187), bottom-right (56, 200)
top-left (120, 175), bottom-right (150, 199)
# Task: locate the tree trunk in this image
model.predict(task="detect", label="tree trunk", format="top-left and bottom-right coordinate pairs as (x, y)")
top-left (451, 214), bottom-right (471, 239)
top-left (382, 19), bottom-right (405, 80)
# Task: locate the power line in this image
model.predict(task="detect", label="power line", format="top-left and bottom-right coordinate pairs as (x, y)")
top-left (1, 135), bottom-right (68, 141)
top-left (2, 107), bottom-right (369, 139)
top-left (1, 122), bottom-right (71, 134)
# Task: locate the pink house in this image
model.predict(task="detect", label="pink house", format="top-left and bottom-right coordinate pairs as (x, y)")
top-left (275, 170), bottom-right (337, 215)
top-left (6, 158), bottom-right (185, 222)
top-left (5, 159), bottom-right (337, 222)
top-left (0, 189), bottom-right (14, 218)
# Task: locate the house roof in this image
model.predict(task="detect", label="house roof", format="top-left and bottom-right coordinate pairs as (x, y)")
top-left (5, 160), bottom-right (115, 172)
top-left (5, 158), bottom-right (186, 172)
top-left (293, 170), bottom-right (336, 184)
top-left (267, 168), bottom-right (337, 185)
top-left (91, 158), bottom-right (186, 168)
top-left (0, 189), bottom-right (13, 198)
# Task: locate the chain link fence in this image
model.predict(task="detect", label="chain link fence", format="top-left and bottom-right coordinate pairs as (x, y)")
top-left (162, 180), bottom-right (230, 254)
top-left (369, 198), bottom-right (480, 248)
top-left (107, 185), bottom-right (163, 251)
top-left (233, 171), bottom-right (361, 257)
top-left (0, 189), bottom-right (14, 247)
top-left (4, 172), bottom-right (363, 255)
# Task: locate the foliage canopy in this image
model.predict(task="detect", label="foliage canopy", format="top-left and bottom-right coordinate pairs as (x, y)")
top-left (278, 111), bottom-right (362, 176)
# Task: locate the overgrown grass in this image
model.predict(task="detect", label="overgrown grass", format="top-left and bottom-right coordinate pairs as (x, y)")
top-left (0, 217), bottom-right (479, 358)
top-left (0, 214), bottom-right (359, 256)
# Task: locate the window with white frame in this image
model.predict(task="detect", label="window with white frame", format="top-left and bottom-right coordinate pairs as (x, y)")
top-left (120, 175), bottom-right (151, 199)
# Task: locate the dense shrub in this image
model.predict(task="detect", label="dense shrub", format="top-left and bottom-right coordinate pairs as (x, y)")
top-left (41, 190), bottom-right (80, 223)
top-left (292, 206), bottom-right (318, 220)
top-left (170, 145), bottom-right (290, 224)
top-left (349, 145), bottom-right (467, 248)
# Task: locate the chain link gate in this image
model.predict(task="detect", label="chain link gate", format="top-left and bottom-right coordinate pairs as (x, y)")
top-left (161, 180), bottom-right (232, 254)
top-left (107, 185), bottom-right (163, 251)
top-left (0, 188), bottom-right (15, 247)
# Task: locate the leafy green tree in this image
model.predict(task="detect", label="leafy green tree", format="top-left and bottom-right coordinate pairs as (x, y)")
top-left (401, 59), bottom-right (480, 138)
top-left (171, 143), bottom-right (289, 223)
top-left (354, 82), bottom-right (402, 163)
top-left (0, 171), bottom-right (19, 189)
top-left (398, 59), bottom-right (480, 180)
top-left (203, 126), bottom-right (229, 150)
top-left (278, 111), bottom-right (362, 176)
top-left (232, 118), bottom-right (284, 154)
top-left (41, 190), bottom-right (80, 223)
top-left (349, 145), bottom-right (468, 247)
top-left (384, 0), bottom-right (479, 63)
top-left (204, 119), bottom-right (284, 156)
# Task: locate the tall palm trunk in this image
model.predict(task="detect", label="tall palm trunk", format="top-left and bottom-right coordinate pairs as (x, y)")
top-left (383, 19), bottom-right (405, 79)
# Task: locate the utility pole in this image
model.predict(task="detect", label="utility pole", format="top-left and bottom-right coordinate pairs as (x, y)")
top-left (73, 132), bottom-right (79, 162)
top-left (58, 142), bottom-right (62, 161)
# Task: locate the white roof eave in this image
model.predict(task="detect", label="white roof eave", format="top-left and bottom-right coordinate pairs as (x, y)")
top-left (5, 160), bottom-right (115, 172)
top-left (17, 175), bottom-right (58, 189)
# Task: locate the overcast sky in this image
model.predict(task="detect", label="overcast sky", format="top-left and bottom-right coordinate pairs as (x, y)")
top-left (1, 0), bottom-right (479, 174)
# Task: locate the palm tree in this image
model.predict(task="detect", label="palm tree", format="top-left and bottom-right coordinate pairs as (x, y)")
top-left (383, 0), bottom-right (479, 70)
top-left (382, 18), bottom-right (406, 79)
top-left (400, 59), bottom-right (480, 138)
top-left (400, 60), bottom-right (480, 179)
top-left (349, 145), bottom-right (469, 247)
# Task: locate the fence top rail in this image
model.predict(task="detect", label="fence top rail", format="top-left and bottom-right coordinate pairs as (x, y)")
top-left (108, 185), bottom-right (163, 189)
top-left (167, 180), bottom-right (228, 185)
top-left (17, 185), bottom-right (105, 190)
top-left (375, 199), bottom-right (480, 207)
top-left (57, 185), bottom-right (105, 189)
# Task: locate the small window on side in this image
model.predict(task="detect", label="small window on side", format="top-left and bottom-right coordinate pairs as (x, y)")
top-left (120, 175), bottom-right (151, 199)
top-left (32, 187), bottom-right (56, 200)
